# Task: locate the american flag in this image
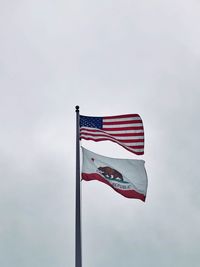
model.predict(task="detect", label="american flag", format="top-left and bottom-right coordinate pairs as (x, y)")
top-left (80, 114), bottom-right (144, 155)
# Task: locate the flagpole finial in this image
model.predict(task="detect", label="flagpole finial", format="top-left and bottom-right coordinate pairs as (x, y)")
top-left (75, 106), bottom-right (79, 112)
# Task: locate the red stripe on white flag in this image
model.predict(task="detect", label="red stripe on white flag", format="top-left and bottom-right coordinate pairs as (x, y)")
top-left (82, 173), bottom-right (146, 201)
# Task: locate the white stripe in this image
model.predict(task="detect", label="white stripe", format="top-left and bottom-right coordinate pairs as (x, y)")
top-left (120, 142), bottom-right (144, 146)
top-left (80, 127), bottom-right (144, 134)
top-left (127, 147), bottom-right (144, 152)
top-left (103, 123), bottom-right (143, 128)
top-left (104, 117), bottom-right (141, 122)
top-left (80, 132), bottom-right (144, 140)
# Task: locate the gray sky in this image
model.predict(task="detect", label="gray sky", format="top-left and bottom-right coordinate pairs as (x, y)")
top-left (0, 1), bottom-right (200, 266)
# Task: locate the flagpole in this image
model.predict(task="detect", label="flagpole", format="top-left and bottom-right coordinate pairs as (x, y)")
top-left (75, 105), bottom-right (82, 267)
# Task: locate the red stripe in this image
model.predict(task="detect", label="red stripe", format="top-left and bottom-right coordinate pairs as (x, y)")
top-left (102, 126), bottom-right (144, 131)
top-left (82, 173), bottom-right (146, 201)
top-left (110, 132), bottom-right (144, 137)
top-left (80, 128), bottom-right (144, 136)
top-left (80, 129), bottom-right (144, 136)
top-left (80, 136), bottom-right (144, 145)
top-left (104, 114), bottom-right (140, 119)
top-left (103, 120), bottom-right (142, 125)
top-left (120, 139), bottom-right (144, 143)
top-left (132, 151), bottom-right (144, 155)
top-left (80, 132), bottom-right (143, 143)
top-left (129, 145), bottom-right (144, 149)
top-left (80, 134), bottom-right (144, 142)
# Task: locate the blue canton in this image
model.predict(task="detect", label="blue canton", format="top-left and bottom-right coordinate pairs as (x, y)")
top-left (80, 116), bottom-right (103, 129)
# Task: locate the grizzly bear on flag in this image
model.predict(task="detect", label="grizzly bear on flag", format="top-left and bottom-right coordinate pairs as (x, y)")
top-left (97, 166), bottom-right (123, 181)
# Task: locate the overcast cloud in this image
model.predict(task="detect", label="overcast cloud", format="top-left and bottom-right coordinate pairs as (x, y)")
top-left (0, 1), bottom-right (200, 266)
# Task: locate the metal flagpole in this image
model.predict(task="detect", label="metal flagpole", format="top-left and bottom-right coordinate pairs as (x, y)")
top-left (75, 105), bottom-right (82, 267)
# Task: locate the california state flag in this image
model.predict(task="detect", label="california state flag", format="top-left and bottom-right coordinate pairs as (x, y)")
top-left (81, 147), bottom-right (148, 202)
